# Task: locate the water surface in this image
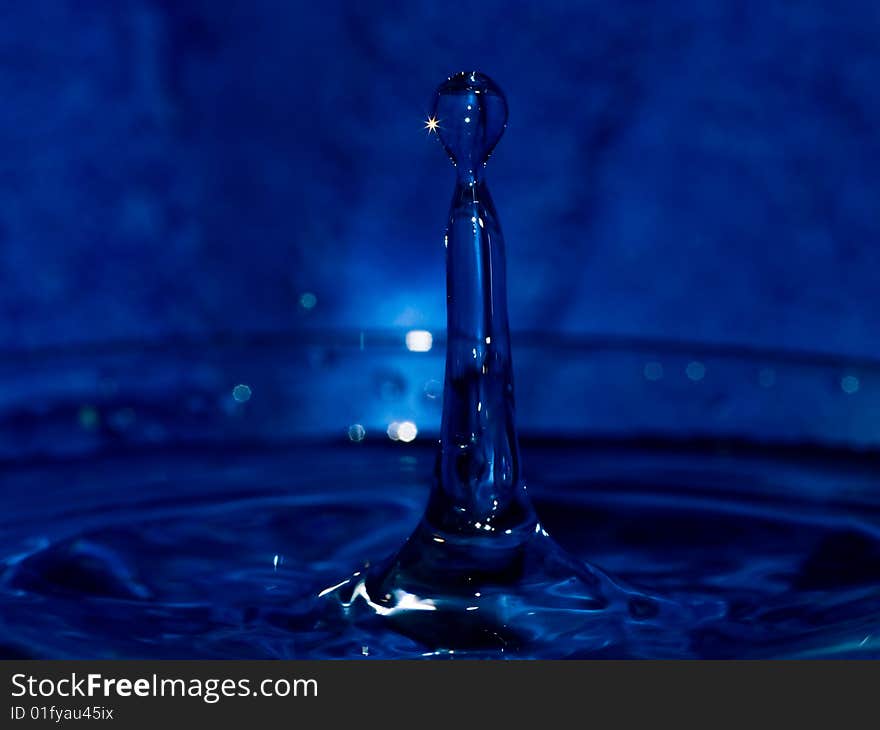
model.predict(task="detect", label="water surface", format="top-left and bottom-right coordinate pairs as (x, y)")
top-left (2, 440), bottom-right (878, 659)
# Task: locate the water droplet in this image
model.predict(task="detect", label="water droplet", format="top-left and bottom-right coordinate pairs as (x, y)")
top-left (432, 71), bottom-right (508, 176)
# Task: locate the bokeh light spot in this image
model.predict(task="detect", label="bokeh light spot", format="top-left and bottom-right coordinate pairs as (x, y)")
top-left (643, 361), bottom-right (663, 381)
top-left (759, 368), bottom-right (776, 388)
top-left (405, 330), bottom-right (433, 352)
top-left (232, 384), bottom-right (252, 402)
top-left (424, 379), bottom-right (442, 399)
top-left (78, 406), bottom-right (99, 430)
top-left (388, 421), bottom-right (417, 442)
top-left (397, 421), bottom-right (418, 442)
top-left (686, 361), bottom-right (706, 381)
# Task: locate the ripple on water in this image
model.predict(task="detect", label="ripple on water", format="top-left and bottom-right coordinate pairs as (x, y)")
top-left (2, 445), bottom-right (880, 659)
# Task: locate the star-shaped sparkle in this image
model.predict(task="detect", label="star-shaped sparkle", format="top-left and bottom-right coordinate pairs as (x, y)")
top-left (424, 115), bottom-right (440, 134)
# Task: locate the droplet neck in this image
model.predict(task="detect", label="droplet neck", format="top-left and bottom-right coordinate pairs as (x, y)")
top-left (453, 163), bottom-right (485, 186)
top-left (423, 175), bottom-right (536, 541)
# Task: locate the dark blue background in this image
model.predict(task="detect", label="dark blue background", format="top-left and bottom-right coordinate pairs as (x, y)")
top-left (2, 1), bottom-right (879, 452)
top-left (3, 1), bottom-right (878, 354)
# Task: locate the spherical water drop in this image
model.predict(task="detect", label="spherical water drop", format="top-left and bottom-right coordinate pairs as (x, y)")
top-left (431, 71), bottom-right (508, 176)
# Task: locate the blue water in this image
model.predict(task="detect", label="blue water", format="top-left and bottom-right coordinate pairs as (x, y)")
top-left (2, 71), bottom-right (878, 660)
top-left (2, 440), bottom-right (879, 659)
